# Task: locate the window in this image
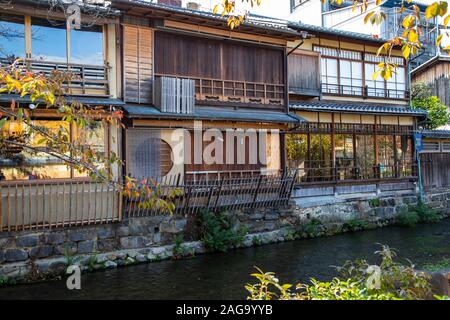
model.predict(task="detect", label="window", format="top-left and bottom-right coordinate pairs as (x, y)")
top-left (70, 25), bottom-right (103, 65)
top-left (286, 134), bottom-right (308, 178)
top-left (28, 17), bottom-right (104, 65)
top-left (291, 0), bottom-right (308, 12)
top-left (310, 134), bottom-right (332, 181)
top-left (356, 135), bottom-right (375, 179)
top-left (0, 120), bottom-right (108, 181)
top-left (321, 57), bottom-right (339, 94)
top-left (340, 60), bottom-right (362, 95)
top-left (31, 17), bottom-right (67, 63)
top-left (335, 134), bottom-right (354, 180)
top-left (377, 135), bottom-right (395, 178)
top-left (0, 14), bottom-right (25, 60)
top-left (314, 46), bottom-right (407, 99)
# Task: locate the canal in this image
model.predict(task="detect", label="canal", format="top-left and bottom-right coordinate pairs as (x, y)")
top-left (1, 219), bottom-right (450, 300)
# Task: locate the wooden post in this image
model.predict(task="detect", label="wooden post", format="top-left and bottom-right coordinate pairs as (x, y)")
top-left (252, 175), bottom-right (264, 208)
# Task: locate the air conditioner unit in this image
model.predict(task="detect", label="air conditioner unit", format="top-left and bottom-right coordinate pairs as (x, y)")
top-left (154, 76), bottom-right (195, 114)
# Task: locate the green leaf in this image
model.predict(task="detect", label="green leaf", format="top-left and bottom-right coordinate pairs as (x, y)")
top-left (0, 118), bottom-right (7, 129)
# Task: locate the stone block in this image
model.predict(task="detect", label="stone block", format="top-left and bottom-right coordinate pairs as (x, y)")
top-left (265, 213), bottom-right (280, 220)
top-left (77, 240), bottom-right (97, 254)
top-left (53, 243), bottom-right (77, 256)
top-left (160, 218), bottom-right (187, 234)
top-left (97, 226), bottom-right (115, 239)
top-left (45, 232), bottom-right (66, 245)
top-left (68, 229), bottom-right (96, 242)
top-left (29, 245), bottom-right (53, 259)
top-left (5, 249), bottom-right (28, 262)
top-left (16, 234), bottom-right (40, 247)
top-left (97, 239), bottom-right (116, 252)
top-left (104, 260), bottom-right (117, 269)
top-left (119, 236), bottom-right (150, 249)
top-left (0, 237), bottom-right (14, 250)
top-left (248, 213), bottom-right (265, 220)
top-left (116, 226), bottom-right (130, 237)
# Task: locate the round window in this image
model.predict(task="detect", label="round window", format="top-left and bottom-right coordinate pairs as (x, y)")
top-left (160, 139), bottom-right (174, 176)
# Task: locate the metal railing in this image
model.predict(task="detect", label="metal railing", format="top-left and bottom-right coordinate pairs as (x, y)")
top-left (0, 180), bottom-right (121, 232)
top-left (0, 58), bottom-right (110, 97)
top-left (288, 163), bottom-right (417, 185)
top-left (124, 171), bottom-right (297, 217)
top-left (321, 83), bottom-right (409, 100)
top-left (155, 74), bottom-right (285, 106)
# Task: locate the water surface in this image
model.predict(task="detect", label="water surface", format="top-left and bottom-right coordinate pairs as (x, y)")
top-left (1, 220), bottom-right (450, 300)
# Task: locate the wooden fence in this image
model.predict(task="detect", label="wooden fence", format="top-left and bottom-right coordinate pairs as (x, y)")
top-left (0, 181), bottom-right (121, 232)
top-left (420, 153), bottom-right (450, 189)
top-left (124, 171), bottom-right (297, 217)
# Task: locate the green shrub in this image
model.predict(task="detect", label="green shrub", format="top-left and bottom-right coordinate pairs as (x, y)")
top-left (198, 211), bottom-right (248, 252)
top-left (415, 202), bottom-right (442, 224)
top-left (246, 245), bottom-right (437, 300)
top-left (344, 219), bottom-right (368, 232)
top-left (302, 218), bottom-right (322, 237)
top-left (369, 198), bottom-right (381, 207)
top-left (396, 207), bottom-right (420, 227)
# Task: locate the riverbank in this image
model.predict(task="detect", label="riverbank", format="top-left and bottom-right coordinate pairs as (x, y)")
top-left (1, 187), bottom-right (450, 287)
top-left (1, 218), bottom-right (450, 299)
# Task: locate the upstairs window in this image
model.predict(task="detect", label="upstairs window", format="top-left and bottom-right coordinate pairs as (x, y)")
top-left (0, 14), bottom-right (25, 60)
top-left (70, 25), bottom-right (103, 65)
top-left (31, 17), bottom-right (67, 63)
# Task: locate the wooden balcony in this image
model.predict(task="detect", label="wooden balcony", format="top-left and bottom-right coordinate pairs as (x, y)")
top-left (0, 58), bottom-right (110, 97)
top-left (155, 74), bottom-right (285, 108)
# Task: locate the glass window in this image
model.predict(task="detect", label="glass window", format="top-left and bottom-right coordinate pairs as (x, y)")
top-left (310, 134), bottom-right (332, 181)
top-left (387, 66), bottom-right (406, 99)
top-left (286, 134), bottom-right (308, 182)
top-left (396, 135), bottom-right (413, 177)
top-left (73, 121), bottom-right (106, 178)
top-left (377, 135), bottom-right (395, 178)
top-left (355, 135), bottom-right (375, 179)
top-left (0, 14), bottom-right (25, 60)
top-left (365, 63), bottom-right (386, 97)
top-left (70, 25), bottom-right (103, 65)
top-left (321, 58), bottom-right (339, 94)
top-left (335, 134), bottom-right (354, 180)
top-left (0, 120), bottom-right (71, 181)
top-left (31, 17), bottom-right (67, 63)
top-left (340, 60), bottom-right (362, 95)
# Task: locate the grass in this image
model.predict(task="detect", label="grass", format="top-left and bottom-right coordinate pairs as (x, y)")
top-left (421, 258), bottom-right (450, 272)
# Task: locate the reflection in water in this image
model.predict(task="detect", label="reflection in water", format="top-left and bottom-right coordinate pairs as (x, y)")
top-left (1, 219), bottom-right (450, 300)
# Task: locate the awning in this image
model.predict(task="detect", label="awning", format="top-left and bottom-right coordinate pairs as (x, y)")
top-left (123, 105), bottom-right (305, 124)
top-left (290, 100), bottom-right (428, 117)
top-left (421, 130), bottom-right (450, 139)
top-left (0, 94), bottom-right (125, 107)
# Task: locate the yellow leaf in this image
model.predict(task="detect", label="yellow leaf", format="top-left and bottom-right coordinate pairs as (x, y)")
top-left (425, 2), bottom-right (439, 20)
top-left (444, 14), bottom-right (450, 26)
top-left (213, 5), bottom-right (219, 14)
top-left (402, 45), bottom-right (411, 60)
top-left (436, 34), bottom-right (443, 46)
top-left (402, 15), bottom-right (415, 28)
top-left (408, 29), bottom-right (419, 43)
top-left (364, 11), bottom-right (375, 24)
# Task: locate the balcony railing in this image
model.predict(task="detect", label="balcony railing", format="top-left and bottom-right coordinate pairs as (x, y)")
top-left (288, 163), bottom-right (417, 186)
top-left (321, 83), bottom-right (409, 100)
top-left (155, 74), bottom-right (285, 107)
top-left (0, 58), bottom-right (110, 97)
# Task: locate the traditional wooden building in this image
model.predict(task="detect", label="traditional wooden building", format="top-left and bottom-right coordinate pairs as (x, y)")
top-left (284, 22), bottom-right (428, 197)
top-left (111, 1), bottom-right (303, 181)
top-left (420, 130), bottom-right (450, 190)
top-left (412, 55), bottom-right (450, 109)
top-left (0, 0), bottom-right (124, 230)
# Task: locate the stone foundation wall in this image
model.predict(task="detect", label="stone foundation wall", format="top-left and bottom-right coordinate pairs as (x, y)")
top-left (1, 188), bottom-right (450, 285)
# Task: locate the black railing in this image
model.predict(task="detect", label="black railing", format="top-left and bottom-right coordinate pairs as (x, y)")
top-left (321, 83), bottom-right (409, 100)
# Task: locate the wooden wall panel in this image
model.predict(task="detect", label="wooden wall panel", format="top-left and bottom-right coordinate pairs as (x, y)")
top-left (154, 31), bottom-right (284, 84)
top-left (420, 153), bottom-right (450, 189)
top-left (288, 52), bottom-right (320, 95)
top-left (123, 25), bottom-right (153, 104)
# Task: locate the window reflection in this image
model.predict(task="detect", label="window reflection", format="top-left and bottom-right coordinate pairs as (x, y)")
top-left (73, 121), bottom-right (106, 177)
top-left (0, 121), bottom-right (71, 181)
top-left (31, 17), bottom-right (67, 62)
top-left (335, 134), bottom-right (354, 180)
top-left (0, 14), bottom-right (25, 60)
top-left (70, 25), bottom-right (103, 65)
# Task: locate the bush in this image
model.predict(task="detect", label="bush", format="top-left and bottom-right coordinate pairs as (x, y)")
top-left (369, 198), bottom-right (381, 207)
top-left (302, 218), bottom-right (322, 237)
top-left (344, 219), bottom-right (369, 232)
top-left (246, 245), bottom-right (437, 300)
top-left (198, 211), bottom-right (248, 252)
top-left (396, 207), bottom-right (420, 227)
top-left (415, 202), bottom-right (442, 224)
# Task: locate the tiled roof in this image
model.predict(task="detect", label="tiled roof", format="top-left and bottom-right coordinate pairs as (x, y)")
top-left (288, 21), bottom-right (387, 44)
top-left (289, 100), bottom-right (428, 116)
top-left (421, 130), bottom-right (450, 139)
top-left (115, 0), bottom-right (299, 37)
top-left (123, 105), bottom-right (305, 124)
top-left (0, 94), bottom-right (125, 107)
